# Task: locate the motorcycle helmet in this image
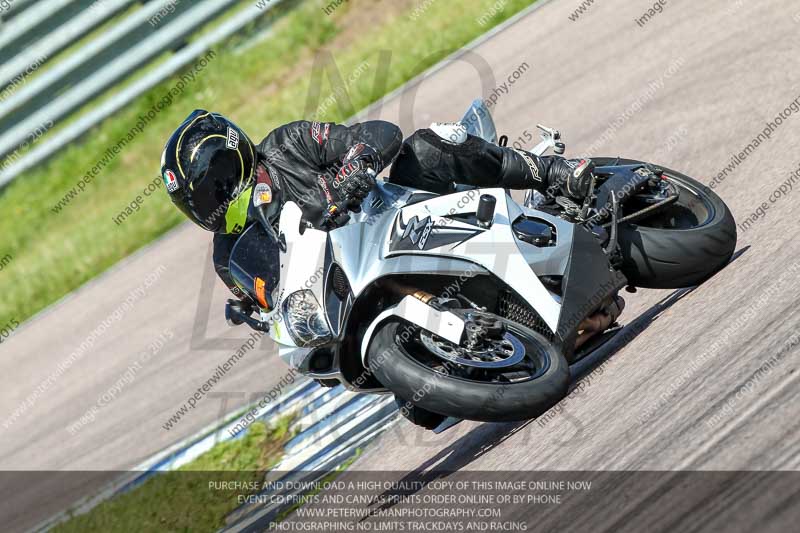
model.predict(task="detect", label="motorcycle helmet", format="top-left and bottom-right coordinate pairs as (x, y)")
top-left (160, 110), bottom-right (256, 234)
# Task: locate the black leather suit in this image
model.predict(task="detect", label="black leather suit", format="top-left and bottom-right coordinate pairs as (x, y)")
top-left (213, 120), bottom-right (564, 299)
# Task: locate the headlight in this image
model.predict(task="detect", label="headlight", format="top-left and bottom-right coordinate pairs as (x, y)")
top-left (282, 290), bottom-right (332, 347)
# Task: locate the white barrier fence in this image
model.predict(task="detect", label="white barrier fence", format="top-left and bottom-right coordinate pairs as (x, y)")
top-left (0, 0), bottom-right (285, 188)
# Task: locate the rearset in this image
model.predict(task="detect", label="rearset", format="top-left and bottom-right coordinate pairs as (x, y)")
top-left (530, 124), bottom-right (566, 156)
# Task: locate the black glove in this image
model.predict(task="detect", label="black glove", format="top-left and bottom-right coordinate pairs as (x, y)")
top-left (332, 143), bottom-right (381, 203)
top-left (544, 157), bottom-right (595, 200)
top-left (320, 143), bottom-right (383, 228)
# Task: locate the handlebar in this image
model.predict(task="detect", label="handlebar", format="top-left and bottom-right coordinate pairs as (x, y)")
top-left (322, 167), bottom-right (378, 229)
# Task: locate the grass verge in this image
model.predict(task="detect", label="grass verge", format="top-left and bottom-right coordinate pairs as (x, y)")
top-left (0, 0), bottom-right (537, 329)
top-left (52, 417), bottom-right (294, 533)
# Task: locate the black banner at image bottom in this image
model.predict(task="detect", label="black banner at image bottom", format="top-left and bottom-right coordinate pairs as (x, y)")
top-left (2, 470), bottom-right (798, 532)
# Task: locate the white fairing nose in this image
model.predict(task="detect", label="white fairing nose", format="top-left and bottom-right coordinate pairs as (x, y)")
top-left (279, 345), bottom-right (312, 368)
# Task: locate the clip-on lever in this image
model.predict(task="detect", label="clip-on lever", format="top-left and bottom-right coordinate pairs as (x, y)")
top-left (322, 203), bottom-right (351, 230)
top-left (225, 299), bottom-right (270, 333)
top-left (322, 167), bottom-right (377, 229)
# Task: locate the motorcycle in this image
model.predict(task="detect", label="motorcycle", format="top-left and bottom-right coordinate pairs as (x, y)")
top-left (225, 99), bottom-right (737, 429)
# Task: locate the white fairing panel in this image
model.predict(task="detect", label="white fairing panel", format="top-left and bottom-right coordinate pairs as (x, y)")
top-left (360, 295), bottom-right (467, 365)
top-left (384, 188), bottom-right (563, 332)
top-left (270, 202), bottom-right (329, 348)
top-left (279, 345), bottom-right (313, 367)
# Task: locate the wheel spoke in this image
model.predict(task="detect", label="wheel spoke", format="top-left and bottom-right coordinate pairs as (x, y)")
top-left (395, 311), bottom-right (552, 384)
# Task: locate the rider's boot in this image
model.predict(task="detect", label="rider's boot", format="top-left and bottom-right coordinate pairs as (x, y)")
top-left (498, 147), bottom-right (595, 201)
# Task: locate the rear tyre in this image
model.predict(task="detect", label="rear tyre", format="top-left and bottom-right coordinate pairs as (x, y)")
top-left (368, 318), bottom-right (569, 422)
top-left (595, 158), bottom-right (737, 289)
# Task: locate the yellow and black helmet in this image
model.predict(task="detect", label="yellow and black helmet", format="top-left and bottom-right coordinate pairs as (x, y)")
top-left (160, 110), bottom-right (256, 233)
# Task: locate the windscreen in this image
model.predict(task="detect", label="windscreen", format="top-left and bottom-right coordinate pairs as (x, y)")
top-left (459, 98), bottom-right (498, 144)
top-left (229, 223), bottom-right (281, 311)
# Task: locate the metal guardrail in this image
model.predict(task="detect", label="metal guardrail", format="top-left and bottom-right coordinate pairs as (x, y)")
top-left (0, 0), bottom-right (40, 21)
top-left (0, 0), bottom-right (136, 86)
top-left (0, 0), bottom-right (78, 65)
top-left (0, 0), bottom-right (285, 188)
top-left (0, 0), bottom-right (238, 158)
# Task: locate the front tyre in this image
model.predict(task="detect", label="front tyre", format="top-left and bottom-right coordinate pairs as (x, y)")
top-left (368, 318), bottom-right (569, 422)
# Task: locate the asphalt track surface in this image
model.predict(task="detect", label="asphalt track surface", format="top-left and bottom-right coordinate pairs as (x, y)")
top-left (2, 0), bottom-right (800, 530)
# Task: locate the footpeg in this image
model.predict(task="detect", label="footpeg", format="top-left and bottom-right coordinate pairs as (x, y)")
top-left (555, 196), bottom-right (582, 218)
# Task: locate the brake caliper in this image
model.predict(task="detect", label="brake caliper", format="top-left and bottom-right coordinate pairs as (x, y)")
top-left (462, 311), bottom-right (505, 350)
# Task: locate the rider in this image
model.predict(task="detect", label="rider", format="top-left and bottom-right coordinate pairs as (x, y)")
top-left (159, 109), bottom-right (596, 304)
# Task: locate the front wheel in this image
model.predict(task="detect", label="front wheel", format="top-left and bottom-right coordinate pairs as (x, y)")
top-left (368, 316), bottom-right (569, 422)
top-left (595, 158), bottom-right (737, 289)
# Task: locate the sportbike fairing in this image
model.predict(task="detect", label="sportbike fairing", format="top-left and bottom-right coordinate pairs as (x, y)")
top-left (235, 100), bottom-right (625, 389)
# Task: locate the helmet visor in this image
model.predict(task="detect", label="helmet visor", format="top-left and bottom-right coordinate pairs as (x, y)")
top-left (189, 149), bottom-right (252, 231)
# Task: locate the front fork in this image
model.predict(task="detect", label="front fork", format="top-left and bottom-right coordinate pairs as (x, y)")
top-left (381, 278), bottom-right (624, 353)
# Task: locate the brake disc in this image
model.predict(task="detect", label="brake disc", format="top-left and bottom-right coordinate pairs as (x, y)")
top-left (419, 329), bottom-right (526, 369)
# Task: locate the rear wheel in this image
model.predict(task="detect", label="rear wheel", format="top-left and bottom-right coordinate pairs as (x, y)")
top-left (595, 158), bottom-right (737, 289)
top-left (368, 314), bottom-right (569, 422)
